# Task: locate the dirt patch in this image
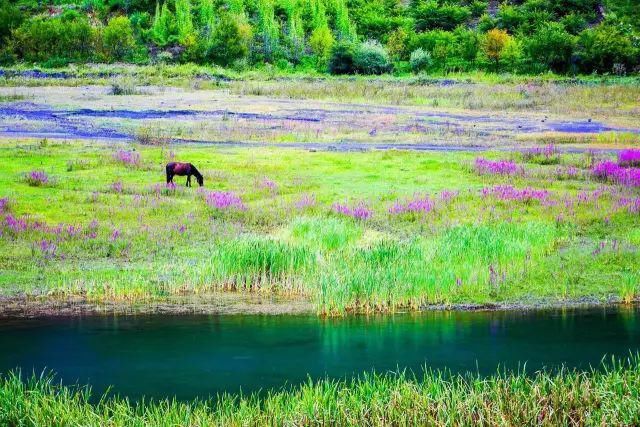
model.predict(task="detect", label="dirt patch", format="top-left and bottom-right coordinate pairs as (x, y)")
top-left (0, 293), bottom-right (315, 318)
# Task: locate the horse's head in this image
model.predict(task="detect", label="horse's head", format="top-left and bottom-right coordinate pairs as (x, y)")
top-left (197, 175), bottom-right (204, 187)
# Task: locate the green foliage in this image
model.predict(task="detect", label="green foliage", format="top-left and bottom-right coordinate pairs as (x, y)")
top-left (309, 24), bottom-right (334, 66)
top-left (175, 0), bottom-right (195, 43)
top-left (412, 1), bottom-right (471, 32)
top-left (525, 22), bottom-right (576, 73)
top-left (328, 40), bottom-right (356, 74)
top-left (577, 21), bottom-right (639, 73)
top-left (150, 1), bottom-right (176, 46)
top-left (2, 0), bottom-right (639, 74)
top-left (207, 12), bottom-right (252, 66)
top-left (11, 15), bottom-right (96, 64)
top-left (409, 47), bottom-right (432, 72)
top-left (353, 40), bottom-right (392, 74)
top-left (0, 0), bottom-right (23, 42)
top-left (254, 0), bottom-right (280, 62)
top-left (332, 0), bottom-right (356, 41)
top-left (102, 16), bottom-right (137, 62)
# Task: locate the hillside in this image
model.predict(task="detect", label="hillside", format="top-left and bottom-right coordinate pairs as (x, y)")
top-left (0, 0), bottom-right (638, 74)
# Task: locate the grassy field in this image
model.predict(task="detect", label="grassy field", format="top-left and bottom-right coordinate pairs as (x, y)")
top-left (1, 137), bottom-right (639, 314)
top-left (2, 356), bottom-right (640, 426)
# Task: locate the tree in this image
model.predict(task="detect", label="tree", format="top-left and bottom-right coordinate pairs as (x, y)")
top-left (353, 40), bottom-right (392, 74)
top-left (577, 22), bottom-right (637, 73)
top-left (103, 16), bottom-right (136, 62)
top-left (0, 0), bottom-right (23, 43)
top-left (481, 28), bottom-right (511, 70)
top-left (525, 23), bottom-right (575, 72)
top-left (175, 0), bottom-right (194, 43)
top-left (207, 11), bottom-right (252, 66)
top-left (309, 25), bottom-right (334, 66)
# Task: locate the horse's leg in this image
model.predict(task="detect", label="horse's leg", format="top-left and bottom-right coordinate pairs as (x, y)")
top-left (186, 175), bottom-right (191, 187)
top-left (167, 173), bottom-right (172, 184)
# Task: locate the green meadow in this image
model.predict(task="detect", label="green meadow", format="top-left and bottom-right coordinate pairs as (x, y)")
top-left (1, 138), bottom-right (638, 314)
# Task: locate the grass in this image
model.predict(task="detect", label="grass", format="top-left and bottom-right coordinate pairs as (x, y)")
top-left (1, 139), bottom-right (639, 313)
top-left (2, 356), bottom-right (640, 425)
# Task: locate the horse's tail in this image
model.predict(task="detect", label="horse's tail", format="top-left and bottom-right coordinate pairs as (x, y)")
top-left (165, 163), bottom-right (173, 183)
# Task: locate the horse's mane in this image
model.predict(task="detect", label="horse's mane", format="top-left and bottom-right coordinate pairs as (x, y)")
top-left (190, 164), bottom-right (203, 179)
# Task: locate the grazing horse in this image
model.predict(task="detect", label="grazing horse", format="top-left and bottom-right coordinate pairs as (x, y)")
top-left (166, 162), bottom-right (204, 187)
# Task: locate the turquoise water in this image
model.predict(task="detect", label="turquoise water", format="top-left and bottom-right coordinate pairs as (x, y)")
top-left (1, 307), bottom-right (639, 400)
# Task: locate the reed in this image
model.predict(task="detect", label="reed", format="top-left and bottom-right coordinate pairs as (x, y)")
top-left (2, 356), bottom-right (640, 426)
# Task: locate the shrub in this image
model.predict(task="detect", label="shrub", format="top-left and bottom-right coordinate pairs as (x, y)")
top-left (525, 23), bottom-right (575, 73)
top-left (577, 22), bottom-right (637, 73)
top-left (328, 41), bottom-right (356, 75)
top-left (309, 26), bottom-right (335, 66)
top-left (353, 40), bottom-right (392, 74)
top-left (206, 12), bottom-right (252, 66)
top-left (102, 16), bottom-right (136, 62)
top-left (386, 28), bottom-right (410, 61)
top-left (409, 30), bottom-right (457, 69)
top-left (0, 0), bottom-right (23, 43)
top-left (409, 48), bottom-right (432, 73)
top-left (481, 28), bottom-right (512, 70)
top-left (412, 1), bottom-right (471, 32)
top-left (11, 16), bottom-right (96, 63)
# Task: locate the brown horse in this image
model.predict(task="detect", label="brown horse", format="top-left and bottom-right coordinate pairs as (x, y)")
top-left (166, 162), bottom-right (204, 187)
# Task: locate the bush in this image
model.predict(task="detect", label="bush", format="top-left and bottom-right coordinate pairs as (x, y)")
top-left (412, 1), bottom-right (471, 32)
top-left (525, 23), bottom-right (575, 73)
top-left (0, 0), bottom-right (23, 42)
top-left (102, 16), bottom-right (136, 62)
top-left (11, 16), bottom-right (96, 63)
top-left (353, 40), bottom-right (392, 74)
top-left (328, 41), bottom-right (356, 74)
top-left (309, 26), bottom-right (335, 66)
top-left (481, 28), bottom-right (512, 70)
top-left (409, 48), bottom-right (432, 73)
top-left (409, 30), bottom-right (457, 70)
top-left (577, 22), bottom-right (638, 73)
top-left (206, 12), bottom-right (252, 67)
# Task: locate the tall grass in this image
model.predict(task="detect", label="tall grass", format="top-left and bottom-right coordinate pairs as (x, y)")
top-left (2, 356), bottom-right (640, 425)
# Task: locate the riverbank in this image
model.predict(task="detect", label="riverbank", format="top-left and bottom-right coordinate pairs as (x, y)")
top-left (0, 293), bottom-right (636, 318)
top-left (2, 356), bottom-right (640, 425)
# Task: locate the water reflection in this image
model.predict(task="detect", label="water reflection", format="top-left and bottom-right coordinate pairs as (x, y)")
top-left (0, 307), bottom-right (638, 400)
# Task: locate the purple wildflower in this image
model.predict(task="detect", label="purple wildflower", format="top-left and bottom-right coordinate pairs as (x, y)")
top-left (332, 202), bottom-right (372, 220)
top-left (522, 144), bottom-right (559, 163)
top-left (592, 161), bottom-right (640, 187)
top-left (4, 214), bottom-right (27, 233)
top-left (25, 170), bottom-right (49, 186)
top-left (618, 149), bottom-right (640, 167)
top-left (37, 240), bottom-right (57, 259)
top-left (481, 185), bottom-right (550, 202)
top-left (295, 194), bottom-right (316, 210)
top-left (111, 181), bottom-right (123, 193)
top-left (389, 196), bottom-right (435, 215)
top-left (474, 158), bottom-right (520, 176)
top-left (111, 229), bottom-right (121, 241)
top-left (112, 150), bottom-right (141, 166)
top-left (258, 177), bottom-right (278, 193)
top-left (0, 198), bottom-right (9, 213)
top-left (204, 191), bottom-right (246, 211)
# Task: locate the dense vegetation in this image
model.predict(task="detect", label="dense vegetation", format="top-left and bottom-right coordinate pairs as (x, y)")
top-left (2, 356), bottom-right (640, 425)
top-left (0, 0), bottom-right (638, 75)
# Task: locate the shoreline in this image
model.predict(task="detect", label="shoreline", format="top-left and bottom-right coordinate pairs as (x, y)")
top-left (0, 293), bottom-right (634, 318)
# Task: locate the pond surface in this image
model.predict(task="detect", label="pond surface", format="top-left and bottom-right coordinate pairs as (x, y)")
top-left (1, 307), bottom-right (639, 400)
